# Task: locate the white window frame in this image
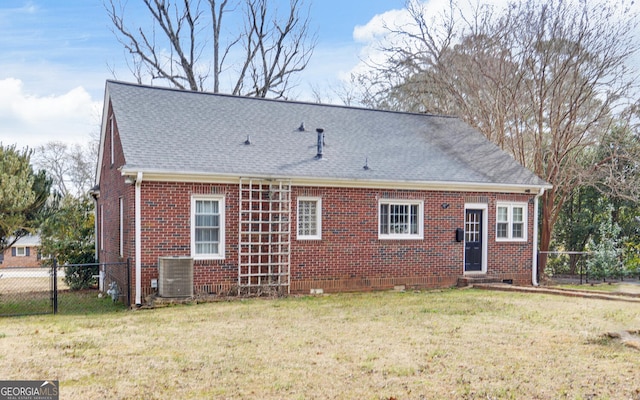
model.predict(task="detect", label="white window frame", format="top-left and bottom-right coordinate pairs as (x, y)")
top-left (378, 199), bottom-right (424, 240)
top-left (191, 195), bottom-right (225, 260)
top-left (109, 116), bottom-right (115, 165)
top-left (100, 205), bottom-right (104, 251)
top-left (15, 246), bottom-right (26, 257)
top-left (119, 197), bottom-right (124, 257)
top-left (496, 202), bottom-right (528, 242)
top-left (297, 197), bottom-right (322, 240)
top-left (464, 203), bottom-right (489, 274)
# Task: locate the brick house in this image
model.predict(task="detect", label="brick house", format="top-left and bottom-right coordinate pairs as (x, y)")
top-left (0, 235), bottom-right (42, 268)
top-left (94, 80), bottom-right (551, 305)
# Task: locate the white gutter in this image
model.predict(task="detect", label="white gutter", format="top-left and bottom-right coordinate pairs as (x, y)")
top-left (532, 187), bottom-right (546, 286)
top-left (134, 171), bottom-right (143, 306)
top-left (120, 168), bottom-right (552, 194)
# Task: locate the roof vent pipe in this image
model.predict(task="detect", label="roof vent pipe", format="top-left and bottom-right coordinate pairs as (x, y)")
top-left (316, 128), bottom-right (324, 159)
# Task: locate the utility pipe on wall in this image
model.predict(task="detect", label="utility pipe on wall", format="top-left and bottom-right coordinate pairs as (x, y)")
top-left (532, 188), bottom-right (546, 286)
top-left (135, 171), bottom-right (143, 306)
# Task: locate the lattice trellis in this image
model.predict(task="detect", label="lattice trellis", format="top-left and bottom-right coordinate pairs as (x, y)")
top-left (238, 178), bottom-right (291, 294)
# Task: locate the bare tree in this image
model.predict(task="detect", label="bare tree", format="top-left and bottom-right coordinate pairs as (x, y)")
top-left (33, 142), bottom-right (69, 197)
top-left (356, 0), bottom-right (639, 274)
top-left (33, 142), bottom-right (96, 198)
top-left (105, 0), bottom-right (316, 98)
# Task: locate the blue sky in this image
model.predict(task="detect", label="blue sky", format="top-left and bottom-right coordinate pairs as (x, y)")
top-left (1, 0), bottom-right (638, 151)
top-left (0, 0), bottom-right (408, 150)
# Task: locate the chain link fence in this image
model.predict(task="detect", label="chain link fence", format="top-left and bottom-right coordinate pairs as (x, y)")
top-left (1, 260), bottom-right (130, 317)
top-left (540, 251), bottom-right (640, 284)
top-left (0, 267), bottom-right (57, 316)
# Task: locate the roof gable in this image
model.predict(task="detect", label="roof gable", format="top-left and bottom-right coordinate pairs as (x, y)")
top-left (8, 235), bottom-right (40, 247)
top-left (101, 80), bottom-right (549, 190)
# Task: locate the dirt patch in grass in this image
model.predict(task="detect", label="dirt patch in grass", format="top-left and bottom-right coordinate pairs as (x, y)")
top-left (608, 330), bottom-right (640, 350)
top-left (1, 289), bottom-right (639, 399)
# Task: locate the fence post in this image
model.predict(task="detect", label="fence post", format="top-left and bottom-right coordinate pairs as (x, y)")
top-left (620, 259), bottom-right (624, 282)
top-left (579, 257), bottom-right (583, 285)
top-left (586, 263), bottom-right (589, 284)
top-left (52, 259), bottom-right (58, 315)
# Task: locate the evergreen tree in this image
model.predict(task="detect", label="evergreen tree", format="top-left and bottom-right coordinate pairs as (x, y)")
top-left (586, 204), bottom-right (623, 280)
top-left (40, 195), bottom-right (96, 290)
top-left (0, 144), bottom-right (52, 252)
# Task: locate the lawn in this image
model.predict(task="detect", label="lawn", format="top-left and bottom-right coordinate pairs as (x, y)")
top-left (1, 289), bottom-right (639, 399)
top-left (554, 282), bottom-right (640, 294)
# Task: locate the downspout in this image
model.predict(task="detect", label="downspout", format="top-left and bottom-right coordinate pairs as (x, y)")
top-left (89, 188), bottom-right (101, 291)
top-left (135, 171), bottom-right (143, 306)
top-left (93, 199), bottom-right (99, 262)
top-left (532, 187), bottom-right (546, 286)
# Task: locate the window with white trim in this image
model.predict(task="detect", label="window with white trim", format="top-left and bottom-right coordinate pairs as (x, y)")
top-left (379, 199), bottom-right (424, 239)
top-left (496, 202), bottom-right (527, 241)
top-left (119, 197), bottom-right (124, 257)
top-left (297, 197), bottom-right (321, 240)
top-left (110, 116), bottom-right (115, 165)
top-left (100, 205), bottom-right (104, 251)
top-left (191, 195), bottom-right (225, 259)
top-left (15, 246), bottom-right (26, 257)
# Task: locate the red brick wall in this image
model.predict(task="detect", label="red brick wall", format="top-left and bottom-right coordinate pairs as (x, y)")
top-left (1, 247), bottom-right (41, 268)
top-left (485, 193), bottom-right (535, 283)
top-left (289, 188), bottom-right (534, 293)
top-left (124, 182), bottom-right (535, 296)
top-left (137, 182), bottom-right (239, 297)
top-left (97, 102), bottom-right (536, 297)
top-left (96, 102), bottom-right (134, 291)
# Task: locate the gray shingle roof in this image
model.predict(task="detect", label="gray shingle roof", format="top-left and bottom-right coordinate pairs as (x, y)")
top-left (9, 235), bottom-right (40, 247)
top-left (105, 80), bottom-right (549, 189)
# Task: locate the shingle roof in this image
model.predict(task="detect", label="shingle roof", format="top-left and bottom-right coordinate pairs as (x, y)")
top-left (9, 235), bottom-right (40, 247)
top-left (104, 80), bottom-right (549, 189)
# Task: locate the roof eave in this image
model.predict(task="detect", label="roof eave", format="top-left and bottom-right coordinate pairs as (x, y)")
top-left (94, 83), bottom-right (112, 187)
top-left (120, 168), bottom-right (552, 194)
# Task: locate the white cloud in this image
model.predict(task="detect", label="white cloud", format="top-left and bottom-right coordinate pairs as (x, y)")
top-left (348, 0), bottom-right (639, 87)
top-left (353, 8), bottom-right (409, 44)
top-left (0, 78), bottom-right (102, 150)
top-left (348, 0), bottom-right (512, 80)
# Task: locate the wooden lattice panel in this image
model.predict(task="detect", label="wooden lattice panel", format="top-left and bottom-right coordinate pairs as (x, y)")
top-left (238, 179), bottom-right (291, 293)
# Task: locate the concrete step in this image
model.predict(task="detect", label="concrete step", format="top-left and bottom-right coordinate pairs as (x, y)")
top-left (457, 275), bottom-right (505, 287)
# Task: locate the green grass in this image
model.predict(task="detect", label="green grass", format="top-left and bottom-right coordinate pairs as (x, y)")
top-left (56, 290), bottom-right (128, 315)
top-left (557, 283), bottom-right (619, 292)
top-left (1, 289), bottom-right (639, 399)
top-left (0, 291), bottom-right (51, 316)
top-left (1, 290), bottom-right (126, 317)
top-left (555, 282), bottom-right (640, 293)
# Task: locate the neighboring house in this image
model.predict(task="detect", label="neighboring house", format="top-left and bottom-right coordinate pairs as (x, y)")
top-left (0, 235), bottom-right (42, 268)
top-left (94, 80), bottom-right (551, 305)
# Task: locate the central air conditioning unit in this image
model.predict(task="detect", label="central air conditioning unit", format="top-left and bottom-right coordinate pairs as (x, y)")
top-left (158, 256), bottom-right (193, 298)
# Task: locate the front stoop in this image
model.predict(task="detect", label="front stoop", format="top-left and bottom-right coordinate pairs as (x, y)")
top-left (457, 275), bottom-right (505, 288)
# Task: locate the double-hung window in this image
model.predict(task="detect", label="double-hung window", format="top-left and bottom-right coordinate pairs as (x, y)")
top-left (379, 200), bottom-right (424, 239)
top-left (119, 197), bottom-right (124, 258)
top-left (191, 195), bottom-right (225, 259)
top-left (297, 197), bottom-right (322, 240)
top-left (109, 116), bottom-right (115, 165)
top-left (496, 202), bottom-right (527, 241)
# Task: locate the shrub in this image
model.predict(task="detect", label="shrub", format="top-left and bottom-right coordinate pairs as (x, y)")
top-left (586, 205), bottom-right (623, 280)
